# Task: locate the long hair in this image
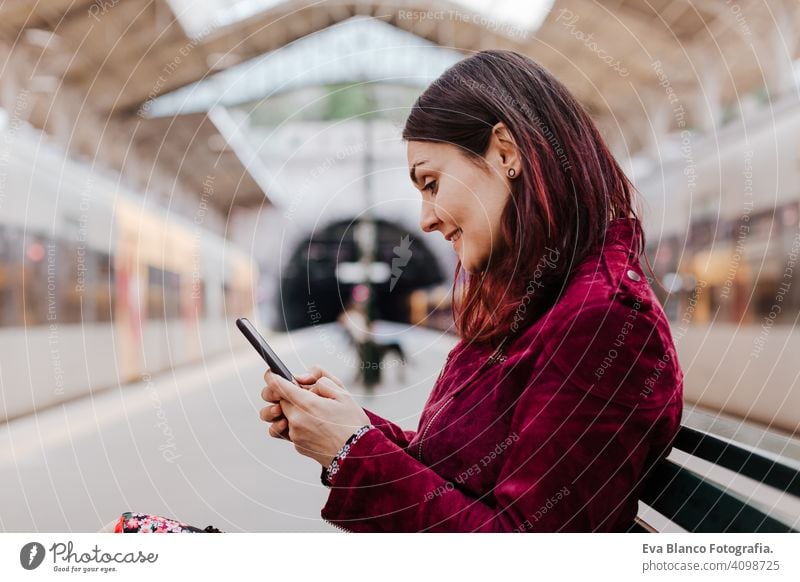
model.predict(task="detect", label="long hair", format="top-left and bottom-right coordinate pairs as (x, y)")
top-left (403, 49), bottom-right (651, 347)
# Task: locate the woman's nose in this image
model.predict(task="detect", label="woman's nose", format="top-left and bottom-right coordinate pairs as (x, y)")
top-left (419, 200), bottom-right (440, 233)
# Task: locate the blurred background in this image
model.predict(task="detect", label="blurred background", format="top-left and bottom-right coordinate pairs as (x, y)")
top-left (0, 0), bottom-right (798, 532)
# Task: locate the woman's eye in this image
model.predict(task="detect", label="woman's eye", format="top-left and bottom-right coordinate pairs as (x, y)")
top-left (423, 180), bottom-right (437, 194)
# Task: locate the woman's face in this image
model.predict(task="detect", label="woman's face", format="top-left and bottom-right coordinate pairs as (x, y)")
top-left (407, 131), bottom-right (518, 273)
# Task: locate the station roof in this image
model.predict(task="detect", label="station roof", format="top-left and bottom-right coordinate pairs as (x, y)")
top-left (1, 0), bottom-right (797, 211)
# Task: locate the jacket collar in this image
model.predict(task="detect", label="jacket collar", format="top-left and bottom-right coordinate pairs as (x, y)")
top-left (590, 217), bottom-right (643, 258)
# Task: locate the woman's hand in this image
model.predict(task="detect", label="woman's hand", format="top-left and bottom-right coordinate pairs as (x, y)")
top-left (259, 366), bottom-right (370, 467)
top-left (258, 366), bottom-right (347, 439)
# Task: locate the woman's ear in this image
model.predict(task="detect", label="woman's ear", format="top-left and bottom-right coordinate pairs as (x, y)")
top-left (489, 122), bottom-right (521, 179)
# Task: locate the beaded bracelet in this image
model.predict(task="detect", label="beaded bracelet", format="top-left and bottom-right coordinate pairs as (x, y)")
top-left (322, 424), bottom-right (374, 487)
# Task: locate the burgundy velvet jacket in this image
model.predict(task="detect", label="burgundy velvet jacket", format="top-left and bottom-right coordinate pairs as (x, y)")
top-left (321, 217), bottom-right (684, 532)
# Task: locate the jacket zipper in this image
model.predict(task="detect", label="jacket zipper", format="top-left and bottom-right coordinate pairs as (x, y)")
top-left (416, 395), bottom-right (454, 462)
top-left (414, 346), bottom-right (461, 462)
top-left (323, 517), bottom-right (352, 532)
top-left (429, 351), bottom-right (453, 393)
top-left (415, 337), bottom-right (511, 463)
top-left (324, 340), bottom-right (508, 526)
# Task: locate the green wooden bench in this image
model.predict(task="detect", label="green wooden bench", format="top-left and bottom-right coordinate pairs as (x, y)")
top-left (629, 425), bottom-right (799, 532)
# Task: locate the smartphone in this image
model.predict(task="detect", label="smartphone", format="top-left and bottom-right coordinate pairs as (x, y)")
top-left (236, 317), bottom-right (297, 384)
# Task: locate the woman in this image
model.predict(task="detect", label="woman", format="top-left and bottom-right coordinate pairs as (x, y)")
top-left (113, 49), bottom-right (682, 534)
top-left (260, 50), bottom-right (684, 532)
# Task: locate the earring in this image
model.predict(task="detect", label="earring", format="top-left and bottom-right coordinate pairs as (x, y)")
top-left (507, 168), bottom-right (516, 178)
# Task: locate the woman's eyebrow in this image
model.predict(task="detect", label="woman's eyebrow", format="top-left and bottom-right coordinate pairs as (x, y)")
top-left (409, 160), bottom-right (428, 187)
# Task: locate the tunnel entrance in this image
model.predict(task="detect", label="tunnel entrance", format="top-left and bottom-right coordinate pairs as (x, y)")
top-left (277, 218), bottom-right (445, 331)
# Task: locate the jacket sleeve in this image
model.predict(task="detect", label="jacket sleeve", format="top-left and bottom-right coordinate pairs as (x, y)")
top-left (362, 407), bottom-right (417, 450)
top-left (320, 302), bottom-right (682, 532)
top-left (319, 407), bottom-right (417, 487)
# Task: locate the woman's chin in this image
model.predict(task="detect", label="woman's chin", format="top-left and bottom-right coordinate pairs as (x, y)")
top-left (458, 247), bottom-right (486, 274)
top-left (464, 255), bottom-right (493, 275)
top-left (460, 256), bottom-right (478, 274)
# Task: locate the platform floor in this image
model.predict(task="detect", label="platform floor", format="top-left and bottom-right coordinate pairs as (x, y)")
top-left (2, 321), bottom-right (797, 532)
top-left (0, 322), bottom-right (457, 532)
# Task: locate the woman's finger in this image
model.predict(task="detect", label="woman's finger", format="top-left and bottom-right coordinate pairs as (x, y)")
top-left (296, 366), bottom-right (345, 390)
top-left (269, 418), bottom-right (290, 440)
top-left (259, 403), bottom-right (283, 422)
top-left (261, 383), bottom-right (281, 403)
top-left (314, 366), bottom-right (345, 389)
top-left (270, 373), bottom-right (316, 409)
top-left (312, 377), bottom-right (346, 399)
top-left (293, 372), bottom-right (317, 386)
top-left (279, 398), bottom-right (299, 422)
top-left (261, 370), bottom-right (308, 402)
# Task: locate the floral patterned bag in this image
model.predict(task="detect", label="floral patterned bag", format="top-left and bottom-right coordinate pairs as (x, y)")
top-left (113, 511), bottom-right (223, 533)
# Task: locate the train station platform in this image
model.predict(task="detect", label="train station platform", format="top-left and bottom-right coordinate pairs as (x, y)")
top-left (3, 319), bottom-right (798, 532)
top-left (0, 322), bottom-right (457, 532)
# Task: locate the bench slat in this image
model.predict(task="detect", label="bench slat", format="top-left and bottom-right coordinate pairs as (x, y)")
top-left (626, 521), bottom-right (652, 533)
top-left (675, 426), bottom-right (800, 497)
top-left (640, 460), bottom-right (797, 533)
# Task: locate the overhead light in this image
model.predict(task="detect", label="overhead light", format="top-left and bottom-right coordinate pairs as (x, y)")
top-left (29, 75), bottom-right (59, 93)
top-left (24, 28), bottom-right (60, 49)
top-left (166, 0), bottom-right (283, 38)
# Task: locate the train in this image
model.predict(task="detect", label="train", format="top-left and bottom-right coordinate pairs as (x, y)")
top-left (0, 129), bottom-right (257, 423)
